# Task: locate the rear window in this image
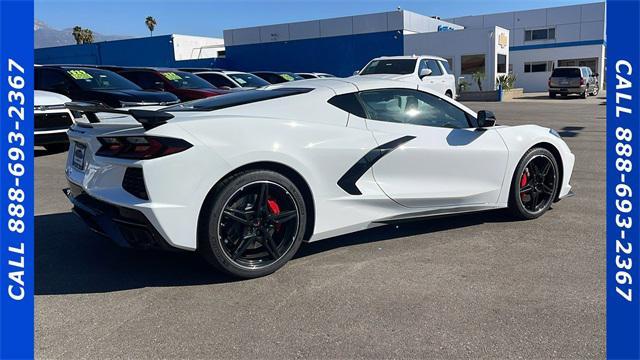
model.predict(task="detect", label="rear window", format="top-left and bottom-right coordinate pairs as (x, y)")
top-left (162, 87), bottom-right (313, 112)
top-left (552, 68), bottom-right (581, 77)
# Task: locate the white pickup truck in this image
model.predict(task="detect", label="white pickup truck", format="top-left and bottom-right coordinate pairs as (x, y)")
top-left (354, 55), bottom-right (456, 98)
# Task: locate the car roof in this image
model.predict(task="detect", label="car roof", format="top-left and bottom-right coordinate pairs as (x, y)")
top-left (372, 55), bottom-right (447, 61)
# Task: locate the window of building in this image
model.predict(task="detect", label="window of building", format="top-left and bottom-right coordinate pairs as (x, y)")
top-left (524, 28), bottom-right (555, 41)
top-left (524, 61), bottom-right (553, 73)
top-left (497, 54), bottom-right (507, 73)
top-left (558, 58), bottom-right (598, 73)
top-left (461, 54), bottom-right (485, 74)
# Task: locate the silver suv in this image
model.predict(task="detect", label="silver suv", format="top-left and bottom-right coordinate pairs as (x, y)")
top-left (548, 66), bottom-right (599, 99)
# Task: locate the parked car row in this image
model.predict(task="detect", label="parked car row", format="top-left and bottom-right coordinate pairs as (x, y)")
top-left (34, 64), bottom-right (338, 148)
top-left (34, 56), bottom-right (466, 151)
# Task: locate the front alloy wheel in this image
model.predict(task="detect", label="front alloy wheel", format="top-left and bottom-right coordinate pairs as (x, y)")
top-left (200, 170), bottom-right (307, 278)
top-left (509, 148), bottom-right (559, 219)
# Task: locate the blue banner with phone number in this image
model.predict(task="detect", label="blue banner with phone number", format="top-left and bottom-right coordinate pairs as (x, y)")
top-left (606, 0), bottom-right (640, 359)
top-left (0, 0), bottom-right (35, 359)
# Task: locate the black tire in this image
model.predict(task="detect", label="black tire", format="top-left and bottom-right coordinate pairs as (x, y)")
top-left (445, 90), bottom-right (453, 98)
top-left (508, 148), bottom-right (560, 220)
top-left (591, 87), bottom-right (599, 96)
top-left (199, 169), bottom-right (307, 278)
top-left (581, 90), bottom-right (588, 99)
top-left (44, 143), bottom-right (69, 153)
top-left (548, 92), bottom-right (556, 98)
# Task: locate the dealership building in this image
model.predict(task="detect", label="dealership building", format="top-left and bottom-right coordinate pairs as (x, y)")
top-left (35, 2), bottom-right (605, 92)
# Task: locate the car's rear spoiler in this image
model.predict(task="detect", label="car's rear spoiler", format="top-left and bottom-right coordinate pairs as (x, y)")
top-left (65, 101), bottom-right (174, 130)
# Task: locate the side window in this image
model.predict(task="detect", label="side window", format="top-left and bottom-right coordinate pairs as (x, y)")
top-left (327, 93), bottom-right (366, 118)
top-left (425, 60), bottom-right (443, 76)
top-left (121, 71), bottom-right (159, 89)
top-left (359, 89), bottom-right (471, 129)
top-left (418, 60), bottom-right (429, 76)
top-left (201, 73), bottom-right (235, 88)
top-left (438, 60), bottom-right (452, 74)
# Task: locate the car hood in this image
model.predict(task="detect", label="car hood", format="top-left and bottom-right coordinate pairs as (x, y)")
top-left (35, 90), bottom-right (71, 106)
top-left (86, 89), bottom-right (179, 103)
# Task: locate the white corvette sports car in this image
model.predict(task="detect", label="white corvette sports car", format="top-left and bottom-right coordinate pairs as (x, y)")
top-left (64, 77), bottom-right (575, 278)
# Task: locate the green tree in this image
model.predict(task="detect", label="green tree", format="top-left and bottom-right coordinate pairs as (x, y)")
top-left (145, 16), bottom-right (157, 37)
top-left (81, 28), bottom-right (94, 44)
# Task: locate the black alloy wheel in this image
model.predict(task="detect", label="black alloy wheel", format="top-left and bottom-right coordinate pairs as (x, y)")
top-left (509, 148), bottom-right (559, 219)
top-left (200, 170), bottom-right (306, 278)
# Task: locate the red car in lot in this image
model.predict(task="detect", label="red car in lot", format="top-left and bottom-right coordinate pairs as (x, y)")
top-left (115, 68), bottom-right (231, 101)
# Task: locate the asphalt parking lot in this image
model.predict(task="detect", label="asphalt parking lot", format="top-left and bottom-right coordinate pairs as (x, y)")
top-left (35, 92), bottom-right (606, 359)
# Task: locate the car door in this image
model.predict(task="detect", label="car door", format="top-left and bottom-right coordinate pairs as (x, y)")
top-left (358, 88), bottom-right (509, 209)
top-left (419, 59), bottom-right (446, 95)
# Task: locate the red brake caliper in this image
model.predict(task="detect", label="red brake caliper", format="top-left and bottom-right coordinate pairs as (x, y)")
top-left (520, 170), bottom-right (528, 201)
top-left (267, 199), bottom-right (281, 232)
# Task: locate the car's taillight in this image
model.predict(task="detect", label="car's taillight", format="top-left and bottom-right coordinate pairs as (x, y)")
top-left (96, 136), bottom-right (192, 159)
top-left (580, 77), bottom-right (585, 85)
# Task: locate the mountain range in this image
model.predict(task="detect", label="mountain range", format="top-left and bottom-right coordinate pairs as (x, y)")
top-left (35, 19), bottom-right (130, 48)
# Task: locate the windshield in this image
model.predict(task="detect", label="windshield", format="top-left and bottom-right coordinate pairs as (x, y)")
top-left (64, 68), bottom-right (142, 90)
top-left (279, 73), bottom-right (304, 81)
top-left (228, 73), bottom-right (270, 87)
top-left (552, 68), bottom-right (581, 77)
top-left (163, 88), bottom-right (313, 112)
top-left (160, 71), bottom-right (214, 89)
top-left (360, 59), bottom-right (417, 75)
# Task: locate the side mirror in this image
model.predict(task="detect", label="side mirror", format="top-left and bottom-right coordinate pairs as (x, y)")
top-left (419, 68), bottom-right (433, 78)
top-left (477, 110), bottom-right (496, 128)
top-left (353, 70), bottom-right (360, 76)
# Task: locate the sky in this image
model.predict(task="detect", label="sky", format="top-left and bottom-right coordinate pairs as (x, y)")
top-left (35, 0), bottom-right (601, 38)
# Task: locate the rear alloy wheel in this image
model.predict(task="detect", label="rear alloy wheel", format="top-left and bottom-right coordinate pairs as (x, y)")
top-left (508, 148), bottom-right (559, 220)
top-left (581, 91), bottom-right (588, 99)
top-left (200, 170), bottom-right (307, 278)
top-left (591, 87), bottom-right (599, 96)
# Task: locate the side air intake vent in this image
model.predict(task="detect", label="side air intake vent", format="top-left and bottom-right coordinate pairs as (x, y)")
top-left (122, 168), bottom-right (148, 200)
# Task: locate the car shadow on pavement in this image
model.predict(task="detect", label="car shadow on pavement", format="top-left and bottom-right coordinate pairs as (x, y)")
top-left (35, 212), bottom-right (237, 295)
top-left (36, 208), bottom-right (519, 295)
top-left (295, 209), bottom-right (515, 259)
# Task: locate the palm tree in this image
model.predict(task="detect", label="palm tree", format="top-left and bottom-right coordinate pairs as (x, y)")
top-left (72, 26), bottom-right (83, 44)
top-left (81, 29), bottom-right (94, 44)
top-left (145, 16), bottom-right (157, 37)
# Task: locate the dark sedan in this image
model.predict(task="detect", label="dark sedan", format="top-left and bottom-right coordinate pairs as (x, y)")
top-left (34, 65), bottom-right (180, 108)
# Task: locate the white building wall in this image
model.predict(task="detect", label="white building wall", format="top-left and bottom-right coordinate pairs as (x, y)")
top-left (446, 2), bottom-right (605, 92)
top-left (172, 34), bottom-right (225, 60)
top-left (404, 26), bottom-right (508, 91)
top-left (223, 10), bottom-right (461, 46)
top-left (510, 44), bottom-right (604, 92)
